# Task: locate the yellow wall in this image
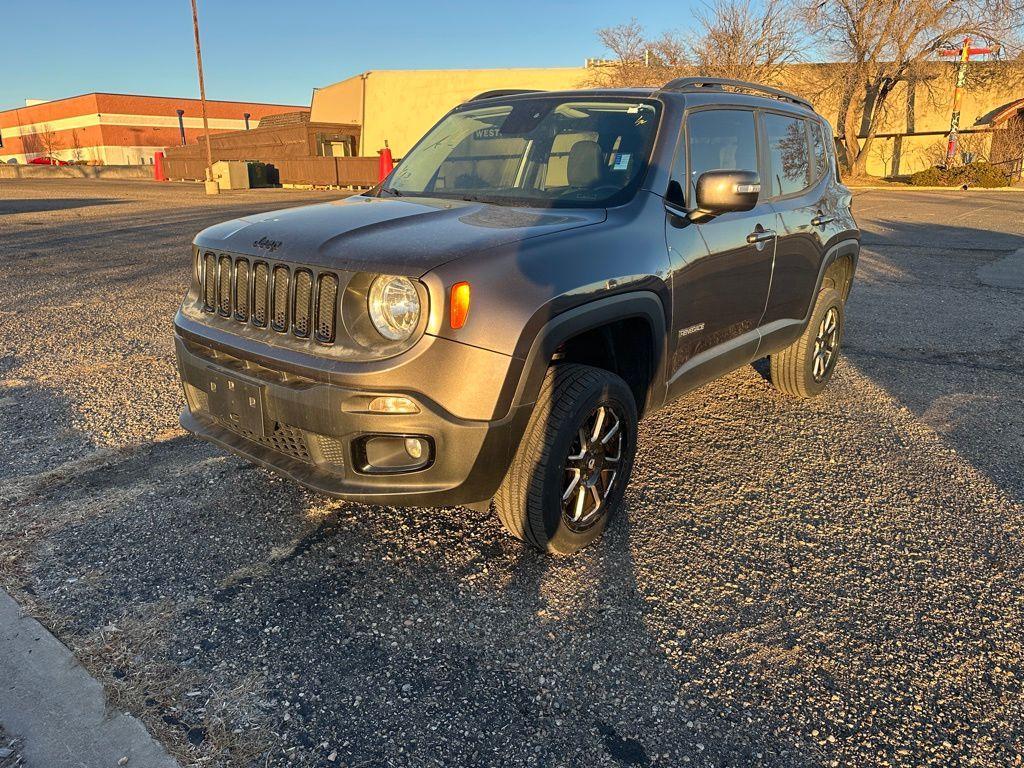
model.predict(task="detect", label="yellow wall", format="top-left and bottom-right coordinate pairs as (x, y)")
top-left (312, 68), bottom-right (587, 156)
top-left (311, 63), bottom-right (1024, 177)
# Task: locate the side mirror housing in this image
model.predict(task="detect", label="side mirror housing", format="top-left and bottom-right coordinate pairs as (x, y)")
top-left (692, 170), bottom-right (760, 219)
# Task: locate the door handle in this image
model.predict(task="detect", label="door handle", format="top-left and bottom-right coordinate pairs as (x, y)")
top-left (746, 229), bottom-right (777, 244)
top-left (811, 215), bottom-right (835, 227)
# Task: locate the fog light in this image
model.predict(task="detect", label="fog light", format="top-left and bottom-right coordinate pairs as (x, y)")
top-left (367, 396), bottom-right (419, 414)
top-left (404, 437), bottom-right (425, 459)
top-left (357, 435), bottom-right (433, 474)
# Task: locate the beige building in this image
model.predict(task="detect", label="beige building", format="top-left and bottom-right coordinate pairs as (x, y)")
top-left (310, 64), bottom-right (1024, 178)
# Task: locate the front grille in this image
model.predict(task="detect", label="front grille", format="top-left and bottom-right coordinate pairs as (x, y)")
top-left (217, 255), bottom-right (232, 316)
top-left (316, 274), bottom-right (338, 343)
top-left (293, 270), bottom-right (313, 337)
top-left (203, 252), bottom-right (217, 310)
top-left (200, 255), bottom-right (339, 344)
top-left (234, 259), bottom-right (249, 322)
top-left (253, 262), bottom-right (269, 327)
top-left (271, 265), bottom-right (289, 332)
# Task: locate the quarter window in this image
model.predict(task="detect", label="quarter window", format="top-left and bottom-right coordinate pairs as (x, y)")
top-left (810, 120), bottom-right (828, 182)
top-left (681, 109), bottom-right (759, 202)
top-left (764, 113), bottom-right (810, 197)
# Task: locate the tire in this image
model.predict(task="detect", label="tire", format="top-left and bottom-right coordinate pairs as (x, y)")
top-left (768, 286), bottom-right (844, 398)
top-left (494, 364), bottom-right (638, 555)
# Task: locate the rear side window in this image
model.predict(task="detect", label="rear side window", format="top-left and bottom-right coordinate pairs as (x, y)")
top-left (683, 109), bottom-right (759, 202)
top-left (764, 113), bottom-right (809, 197)
top-left (810, 120), bottom-right (828, 182)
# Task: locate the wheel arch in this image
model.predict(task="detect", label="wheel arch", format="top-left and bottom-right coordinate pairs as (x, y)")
top-left (509, 291), bottom-right (669, 418)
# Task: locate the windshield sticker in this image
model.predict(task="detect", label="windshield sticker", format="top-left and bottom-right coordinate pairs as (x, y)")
top-left (612, 153), bottom-right (631, 171)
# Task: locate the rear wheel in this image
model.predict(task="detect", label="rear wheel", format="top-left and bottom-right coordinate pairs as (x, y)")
top-left (494, 364), bottom-right (638, 555)
top-left (768, 286), bottom-right (844, 398)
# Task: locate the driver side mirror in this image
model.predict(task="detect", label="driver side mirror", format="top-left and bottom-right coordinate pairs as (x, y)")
top-left (691, 170), bottom-right (761, 220)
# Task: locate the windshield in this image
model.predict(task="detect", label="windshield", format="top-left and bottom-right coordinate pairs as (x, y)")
top-left (382, 97), bottom-right (661, 208)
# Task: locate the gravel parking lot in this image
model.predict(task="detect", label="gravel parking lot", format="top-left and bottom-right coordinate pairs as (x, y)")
top-left (1, 179), bottom-right (1023, 768)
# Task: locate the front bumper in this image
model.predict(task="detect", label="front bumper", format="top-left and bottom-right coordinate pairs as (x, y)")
top-left (174, 332), bottom-right (530, 507)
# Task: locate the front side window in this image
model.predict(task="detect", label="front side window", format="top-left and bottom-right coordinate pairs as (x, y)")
top-left (682, 109), bottom-right (759, 202)
top-left (764, 113), bottom-right (810, 197)
top-left (384, 97), bottom-right (661, 208)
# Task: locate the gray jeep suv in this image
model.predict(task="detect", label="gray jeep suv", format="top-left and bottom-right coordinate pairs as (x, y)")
top-left (174, 78), bottom-right (859, 554)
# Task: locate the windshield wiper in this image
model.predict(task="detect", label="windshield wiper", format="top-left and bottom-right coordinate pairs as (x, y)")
top-left (379, 187), bottom-right (403, 197)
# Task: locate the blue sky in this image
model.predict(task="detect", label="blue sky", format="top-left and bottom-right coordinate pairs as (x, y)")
top-left (1, 0), bottom-right (706, 111)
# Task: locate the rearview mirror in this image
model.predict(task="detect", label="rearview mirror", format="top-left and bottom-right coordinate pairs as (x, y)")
top-left (692, 170), bottom-right (760, 219)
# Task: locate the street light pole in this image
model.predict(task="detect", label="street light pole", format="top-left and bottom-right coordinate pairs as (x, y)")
top-left (190, 0), bottom-right (218, 194)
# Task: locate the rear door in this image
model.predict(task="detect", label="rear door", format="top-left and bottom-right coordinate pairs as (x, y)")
top-left (761, 112), bottom-right (828, 325)
top-left (664, 107), bottom-right (776, 393)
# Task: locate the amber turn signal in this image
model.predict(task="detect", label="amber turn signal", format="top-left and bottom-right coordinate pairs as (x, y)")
top-left (450, 281), bottom-right (471, 329)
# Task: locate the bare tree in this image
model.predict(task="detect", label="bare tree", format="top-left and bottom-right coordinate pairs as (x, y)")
top-left (70, 130), bottom-right (84, 163)
top-left (588, 2), bottom-right (801, 89)
top-left (803, 0), bottom-right (1022, 177)
top-left (691, 0), bottom-right (802, 84)
top-left (35, 123), bottom-right (62, 161)
top-left (586, 19), bottom-right (684, 87)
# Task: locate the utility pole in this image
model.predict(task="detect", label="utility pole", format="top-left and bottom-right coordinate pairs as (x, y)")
top-left (938, 37), bottom-right (1000, 167)
top-left (190, 0), bottom-right (218, 194)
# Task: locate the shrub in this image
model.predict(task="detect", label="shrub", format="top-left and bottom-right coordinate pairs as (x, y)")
top-left (909, 162), bottom-right (1010, 188)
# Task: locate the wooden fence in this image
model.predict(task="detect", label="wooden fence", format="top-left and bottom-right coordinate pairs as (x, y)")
top-left (162, 156), bottom-right (379, 188)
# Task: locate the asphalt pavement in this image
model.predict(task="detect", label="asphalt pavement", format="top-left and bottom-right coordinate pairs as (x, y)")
top-left (1, 179), bottom-right (1022, 767)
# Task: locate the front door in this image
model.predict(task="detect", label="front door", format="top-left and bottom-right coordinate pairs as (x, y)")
top-left (665, 107), bottom-right (775, 395)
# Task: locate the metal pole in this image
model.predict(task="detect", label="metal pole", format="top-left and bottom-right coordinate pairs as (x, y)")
top-left (944, 38), bottom-right (970, 167)
top-left (190, 0), bottom-right (218, 193)
top-left (244, 112), bottom-right (251, 130)
top-left (176, 109), bottom-right (186, 145)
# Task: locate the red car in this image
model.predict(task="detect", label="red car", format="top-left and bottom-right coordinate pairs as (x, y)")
top-left (29, 156), bottom-right (69, 166)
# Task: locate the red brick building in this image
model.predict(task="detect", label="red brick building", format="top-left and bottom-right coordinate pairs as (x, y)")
top-left (0, 93), bottom-right (308, 166)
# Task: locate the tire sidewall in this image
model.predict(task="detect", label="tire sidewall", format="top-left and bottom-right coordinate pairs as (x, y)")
top-left (802, 288), bottom-right (844, 396)
top-left (542, 372), bottom-right (638, 554)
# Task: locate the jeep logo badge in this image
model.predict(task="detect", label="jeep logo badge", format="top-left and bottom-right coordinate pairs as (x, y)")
top-left (253, 236), bottom-right (282, 253)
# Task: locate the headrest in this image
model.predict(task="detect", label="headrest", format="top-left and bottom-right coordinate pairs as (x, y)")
top-left (567, 140), bottom-right (602, 187)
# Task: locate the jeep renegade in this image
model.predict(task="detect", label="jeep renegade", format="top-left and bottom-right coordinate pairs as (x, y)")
top-left (174, 78), bottom-right (859, 554)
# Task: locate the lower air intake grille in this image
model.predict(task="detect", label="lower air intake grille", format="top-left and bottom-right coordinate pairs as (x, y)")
top-left (223, 420), bottom-right (312, 463)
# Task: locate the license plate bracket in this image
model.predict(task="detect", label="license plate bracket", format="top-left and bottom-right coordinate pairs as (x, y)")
top-left (204, 368), bottom-right (266, 435)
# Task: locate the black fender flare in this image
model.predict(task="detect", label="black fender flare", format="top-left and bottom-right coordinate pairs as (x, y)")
top-left (507, 291), bottom-right (669, 416)
top-left (812, 237), bottom-right (860, 311)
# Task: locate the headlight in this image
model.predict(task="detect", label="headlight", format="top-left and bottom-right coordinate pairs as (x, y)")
top-left (367, 275), bottom-right (421, 341)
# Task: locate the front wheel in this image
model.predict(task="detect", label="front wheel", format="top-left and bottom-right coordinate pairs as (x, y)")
top-left (768, 286), bottom-right (845, 398)
top-left (494, 364), bottom-right (638, 555)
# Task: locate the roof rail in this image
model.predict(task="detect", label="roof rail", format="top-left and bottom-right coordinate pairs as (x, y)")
top-left (468, 89), bottom-right (544, 102)
top-left (660, 77), bottom-right (813, 110)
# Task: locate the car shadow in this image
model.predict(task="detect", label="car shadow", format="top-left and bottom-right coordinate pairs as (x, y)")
top-left (843, 218), bottom-right (1024, 505)
top-left (0, 198), bottom-right (123, 215)
top-left (0, 373), bottom-right (820, 767)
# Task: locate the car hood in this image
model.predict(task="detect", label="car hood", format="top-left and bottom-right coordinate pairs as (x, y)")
top-left (193, 195), bottom-right (607, 276)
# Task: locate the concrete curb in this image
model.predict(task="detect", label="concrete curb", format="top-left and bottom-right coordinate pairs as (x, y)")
top-left (0, 590), bottom-right (180, 768)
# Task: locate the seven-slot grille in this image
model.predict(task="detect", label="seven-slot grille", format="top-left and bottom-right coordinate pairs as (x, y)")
top-left (200, 252), bottom-right (338, 344)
